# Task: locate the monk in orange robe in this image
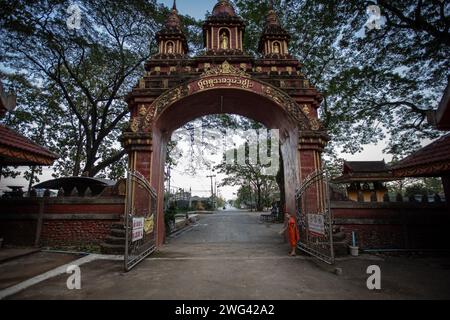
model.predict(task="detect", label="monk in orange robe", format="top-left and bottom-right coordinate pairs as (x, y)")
top-left (280, 212), bottom-right (300, 256)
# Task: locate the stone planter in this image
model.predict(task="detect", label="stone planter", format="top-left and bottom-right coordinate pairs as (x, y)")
top-left (349, 245), bottom-right (359, 256)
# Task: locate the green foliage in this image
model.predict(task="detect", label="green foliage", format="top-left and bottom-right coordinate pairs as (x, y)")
top-left (0, 0), bottom-right (201, 181)
top-left (215, 196), bottom-right (226, 208)
top-left (235, 0), bottom-right (449, 159)
top-left (2, 0), bottom-right (449, 186)
top-left (215, 128), bottom-right (280, 211)
top-left (234, 185), bottom-right (253, 209)
top-left (389, 177), bottom-right (443, 196)
top-left (404, 183), bottom-right (429, 198)
top-left (164, 203), bottom-right (178, 233)
top-left (168, 115), bottom-right (261, 175)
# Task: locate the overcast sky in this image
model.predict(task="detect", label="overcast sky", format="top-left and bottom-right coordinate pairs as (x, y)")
top-left (0, 0), bottom-right (399, 199)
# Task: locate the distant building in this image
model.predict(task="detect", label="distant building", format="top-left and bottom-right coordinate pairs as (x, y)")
top-left (333, 161), bottom-right (393, 202)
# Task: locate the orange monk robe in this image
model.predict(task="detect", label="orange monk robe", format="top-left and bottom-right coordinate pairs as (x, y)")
top-left (288, 216), bottom-right (300, 247)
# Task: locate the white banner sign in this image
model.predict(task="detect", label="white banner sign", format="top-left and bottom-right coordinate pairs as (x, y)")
top-left (307, 214), bottom-right (325, 236)
top-left (132, 217), bottom-right (144, 242)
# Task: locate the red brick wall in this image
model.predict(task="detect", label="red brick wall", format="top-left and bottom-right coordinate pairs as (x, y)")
top-left (0, 197), bottom-right (124, 247)
top-left (332, 202), bottom-right (450, 250)
top-left (39, 220), bottom-right (116, 247)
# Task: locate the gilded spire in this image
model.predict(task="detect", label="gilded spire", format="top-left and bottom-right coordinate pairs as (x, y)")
top-left (165, 0), bottom-right (181, 28)
top-left (212, 0), bottom-right (236, 16)
top-left (266, 0), bottom-right (280, 26)
top-left (258, 0), bottom-right (290, 55)
top-left (266, 12), bottom-right (279, 26)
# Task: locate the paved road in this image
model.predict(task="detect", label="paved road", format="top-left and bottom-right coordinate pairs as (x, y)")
top-left (7, 210), bottom-right (450, 299)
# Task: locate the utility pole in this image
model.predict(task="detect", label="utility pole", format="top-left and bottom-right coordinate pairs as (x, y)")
top-left (165, 164), bottom-right (171, 210)
top-left (207, 174), bottom-right (216, 209)
top-left (214, 179), bottom-right (218, 207)
top-left (189, 187), bottom-right (192, 208)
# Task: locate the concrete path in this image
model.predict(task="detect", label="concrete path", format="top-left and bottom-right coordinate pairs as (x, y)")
top-left (4, 211), bottom-right (450, 299)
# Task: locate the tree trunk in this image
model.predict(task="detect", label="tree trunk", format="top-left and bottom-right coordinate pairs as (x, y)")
top-left (28, 166), bottom-right (36, 192)
top-left (72, 124), bottom-right (84, 177)
top-left (256, 184), bottom-right (263, 211)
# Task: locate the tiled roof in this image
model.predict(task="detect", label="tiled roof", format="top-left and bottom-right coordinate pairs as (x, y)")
top-left (333, 161), bottom-right (395, 183)
top-left (0, 124), bottom-right (59, 166)
top-left (343, 161), bottom-right (388, 174)
top-left (391, 133), bottom-right (450, 177)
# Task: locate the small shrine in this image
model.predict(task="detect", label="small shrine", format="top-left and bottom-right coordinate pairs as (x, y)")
top-left (333, 161), bottom-right (393, 202)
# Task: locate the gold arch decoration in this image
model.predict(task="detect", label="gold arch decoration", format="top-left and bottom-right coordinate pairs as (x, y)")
top-left (135, 61), bottom-right (322, 133)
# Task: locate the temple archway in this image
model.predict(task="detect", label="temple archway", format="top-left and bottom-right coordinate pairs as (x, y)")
top-left (122, 0), bottom-right (329, 247)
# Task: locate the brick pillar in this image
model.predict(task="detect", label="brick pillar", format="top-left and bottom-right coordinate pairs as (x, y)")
top-left (121, 132), bottom-right (153, 180)
top-left (298, 130), bottom-right (329, 213)
top-left (121, 131), bottom-right (157, 242)
top-left (121, 130), bottom-right (166, 247)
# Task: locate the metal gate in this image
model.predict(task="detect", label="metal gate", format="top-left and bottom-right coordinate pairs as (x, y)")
top-left (295, 170), bottom-right (334, 264)
top-left (124, 170), bottom-right (158, 271)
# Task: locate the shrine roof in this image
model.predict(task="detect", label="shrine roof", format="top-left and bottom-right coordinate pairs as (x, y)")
top-left (391, 133), bottom-right (450, 177)
top-left (212, 0), bottom-right (237, 17)
top-left (204, 0), bottom-right (244, 25)
top-left (333, 161), bottom-right (395, 183)
top-left (0, 124), bottom-right (59, 166)
top-left (343, 161), bottom-right (389, 174)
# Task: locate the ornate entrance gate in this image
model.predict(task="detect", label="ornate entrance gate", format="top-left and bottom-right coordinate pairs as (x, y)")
top-left (121, 0), bottom-right (330, 249)
top-left (295, 170), bottom-right (334, 264)
top-left (124, 170), bottom-right (158, 271)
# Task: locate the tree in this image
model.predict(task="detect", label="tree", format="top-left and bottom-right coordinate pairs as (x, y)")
top-left (0, 0), bottom-right (201, 179)
top-left (215, 129), bottom-right (280, 211)
top-left (168, 114), bottom-right (263, 175)
top-left (235, 0), bottom-right (449, 160)
top-left (234, 185), bottom-right (253, 209)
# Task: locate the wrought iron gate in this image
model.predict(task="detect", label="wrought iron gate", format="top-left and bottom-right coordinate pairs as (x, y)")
top-left (124, 170), bottom-right (158, 271)
top-left (295, 170), bottom-right (334, 264)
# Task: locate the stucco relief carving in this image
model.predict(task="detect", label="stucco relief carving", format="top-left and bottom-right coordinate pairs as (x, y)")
top-left (130, 104), bottom-right (155, 133)
top-left (200, 60), bottom-right (250, 78)
top-left (132, 61), bottom-right (321, 133)
top-left (261, 86), bottom-right (321, 131)
top-left (129, 85), bottom-right (191, 134)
